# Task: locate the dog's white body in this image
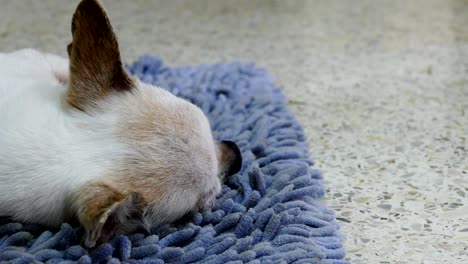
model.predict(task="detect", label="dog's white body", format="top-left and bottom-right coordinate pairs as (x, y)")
top-left (0, 49), bottom-right (124, 226)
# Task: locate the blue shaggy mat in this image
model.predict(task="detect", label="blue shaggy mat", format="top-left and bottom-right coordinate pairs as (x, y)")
top-left (0, 56), bottom-right (347, 263)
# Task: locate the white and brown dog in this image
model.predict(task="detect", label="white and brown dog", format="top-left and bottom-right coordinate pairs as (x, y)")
top-left (0, 0), bottom-right (241, 247)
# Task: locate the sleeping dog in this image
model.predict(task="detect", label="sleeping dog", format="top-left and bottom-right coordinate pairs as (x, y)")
top-left (0, 0), bottom-right (241, 247)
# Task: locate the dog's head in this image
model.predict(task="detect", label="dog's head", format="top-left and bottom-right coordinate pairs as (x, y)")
top-left (66, 0), bottom-right (241, 247)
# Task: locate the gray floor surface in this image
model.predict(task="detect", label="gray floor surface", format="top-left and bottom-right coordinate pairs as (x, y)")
top-left (1, 1), bottom-right (467, 263)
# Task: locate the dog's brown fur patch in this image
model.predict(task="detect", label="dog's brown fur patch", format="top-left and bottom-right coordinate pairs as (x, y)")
top-left (72, 180), bottom-right (148, 247)
top-left (66, 0), bottom-right (133, 110)
top-left (74, 181), bottom-right (127, 228)
top-left (111, 167), bottom-right (167, 206)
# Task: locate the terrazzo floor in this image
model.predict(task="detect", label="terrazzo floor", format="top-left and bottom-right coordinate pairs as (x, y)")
top-left (1, 0), bottom-right (467, 263)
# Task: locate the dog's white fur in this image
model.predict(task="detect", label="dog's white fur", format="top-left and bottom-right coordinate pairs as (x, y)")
top-left (0, 0), bottom-right (241, 248)
top-left (0, 49), bottom-right (107, 226)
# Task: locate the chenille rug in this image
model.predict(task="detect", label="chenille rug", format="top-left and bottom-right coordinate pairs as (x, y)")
top-left (0, 56), bottom-right (347, 264)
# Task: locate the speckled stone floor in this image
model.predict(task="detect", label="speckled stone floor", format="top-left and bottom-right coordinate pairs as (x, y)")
top-left (1, 0), bottom-right (467, 263)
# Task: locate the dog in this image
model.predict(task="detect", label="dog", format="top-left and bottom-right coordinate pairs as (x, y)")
top-left (0, 0), bottom-right (241, 248)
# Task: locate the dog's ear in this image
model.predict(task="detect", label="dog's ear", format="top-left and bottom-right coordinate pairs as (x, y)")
top-left (66, 0), bottom-right (133, 111)
top-left (217, 141), bottom-right (242, 182)
top-left (72, 181), bottom-right (147, 248)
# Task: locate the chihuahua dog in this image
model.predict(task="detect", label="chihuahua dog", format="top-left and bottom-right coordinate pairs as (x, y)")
top-left (0, 0), bottom-right (241, 247)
